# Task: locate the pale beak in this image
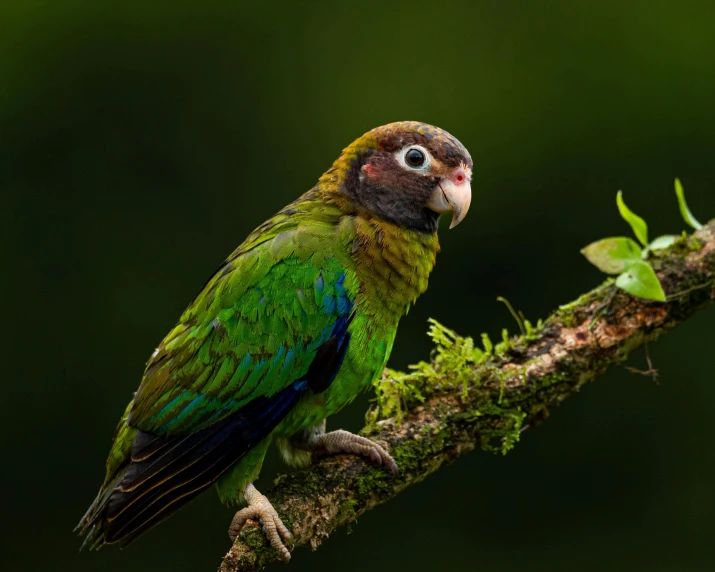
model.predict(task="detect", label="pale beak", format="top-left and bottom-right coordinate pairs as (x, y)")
top-left (426, 177), bottom-right (472, 229)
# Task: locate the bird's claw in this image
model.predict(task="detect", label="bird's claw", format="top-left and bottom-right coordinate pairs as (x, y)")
top-left (317, 429), bottom-right (399, 478)
top-left (228, 483), bottom-right (292, 563)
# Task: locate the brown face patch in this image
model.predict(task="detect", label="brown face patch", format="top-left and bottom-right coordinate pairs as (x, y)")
top-left (338, 122), bottom-right (472, 232)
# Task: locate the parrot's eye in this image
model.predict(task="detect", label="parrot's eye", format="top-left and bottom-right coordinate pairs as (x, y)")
top-left (395, 144), bottom-right (432, 172)
top-left (404, 148), bottom-right (426, 168)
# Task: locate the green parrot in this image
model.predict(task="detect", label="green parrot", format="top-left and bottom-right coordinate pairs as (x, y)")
top-left (77, 121), bottom-right (472, 561)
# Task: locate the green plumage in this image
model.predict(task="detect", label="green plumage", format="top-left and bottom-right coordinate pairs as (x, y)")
top-left (77, 121), bottom-right (469, 550)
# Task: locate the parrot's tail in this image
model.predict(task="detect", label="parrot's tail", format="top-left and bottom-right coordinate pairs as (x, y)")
top-left (76, 379), bottom-right (307, 549)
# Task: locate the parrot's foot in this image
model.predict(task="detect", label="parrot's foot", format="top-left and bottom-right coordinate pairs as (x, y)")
top-left (228, 483), bottom-right (292, 563)
top-left (309, 429), bottom-right (399, 477)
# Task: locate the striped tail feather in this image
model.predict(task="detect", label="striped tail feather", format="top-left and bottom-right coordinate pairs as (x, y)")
top-left (76, 379), bottom-right (308, 548)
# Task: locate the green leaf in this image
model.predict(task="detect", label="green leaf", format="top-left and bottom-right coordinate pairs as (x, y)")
top-left (647, 235), bottom-right (679, 252)
top-left (581, 237), bottom-right (643, 274)
top-left (616, 191), bottom-right (649, 246)
top-left (615, 260), bottom-right (666, 301)
top-left (674, 178), bottom-right (703, 230)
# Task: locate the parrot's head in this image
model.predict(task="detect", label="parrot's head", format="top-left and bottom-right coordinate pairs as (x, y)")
top-left (332, 121), bottom-right (472, 233)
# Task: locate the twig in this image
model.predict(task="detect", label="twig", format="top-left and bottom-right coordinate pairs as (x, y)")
top-left (619, 342), bottom-right (659, 382)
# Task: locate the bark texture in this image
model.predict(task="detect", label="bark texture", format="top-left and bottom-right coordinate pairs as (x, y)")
top-left (220, 222), bottom-right (715, 572)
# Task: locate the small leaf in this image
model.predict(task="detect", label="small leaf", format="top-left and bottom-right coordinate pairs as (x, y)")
top-left (674, 178), bottom-right (703, 230)
top-left (647, 235), bottom-right (679, 251)
top-left (616, 191), bottom-right (649, 246)
top-left (581, 237), bottom-right (642, 274)
top-left (615, 260), bottom-right (666, 301)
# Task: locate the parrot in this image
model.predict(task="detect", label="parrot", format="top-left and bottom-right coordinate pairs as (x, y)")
top-left (76, 121), bottom-right (473, 562)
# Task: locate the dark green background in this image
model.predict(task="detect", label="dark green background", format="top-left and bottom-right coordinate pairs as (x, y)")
top-left (2, 1), bottom-right (714, 571)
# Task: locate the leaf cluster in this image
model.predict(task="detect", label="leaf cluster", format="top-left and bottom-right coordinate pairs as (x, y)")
top-left (581, 179), bottom-right (704, 301)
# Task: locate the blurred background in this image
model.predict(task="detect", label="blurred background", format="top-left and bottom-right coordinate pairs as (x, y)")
top-left (2, 1), bottom-right (714, 570)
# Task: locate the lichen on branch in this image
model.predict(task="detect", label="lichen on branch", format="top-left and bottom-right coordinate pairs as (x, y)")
top-left (220, 222), bottom-right (715, 572)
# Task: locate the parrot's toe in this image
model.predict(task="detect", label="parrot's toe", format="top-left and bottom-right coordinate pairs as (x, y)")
top-left (316, 429), bottom-right (399, 478)
top-left (229, 483), bottom-right (292, 563)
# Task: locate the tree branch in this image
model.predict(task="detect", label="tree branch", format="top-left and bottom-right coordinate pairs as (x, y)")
top-left (220, 222), bottom-right (715, 572)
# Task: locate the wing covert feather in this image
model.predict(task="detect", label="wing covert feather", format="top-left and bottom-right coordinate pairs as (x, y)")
top-left (128, 222), bottom-right (356, 435)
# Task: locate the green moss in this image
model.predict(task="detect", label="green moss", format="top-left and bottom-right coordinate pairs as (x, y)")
top-left (354, 467), bottom-right (394, 498)
top-left (337, 498), bottom-right (359, 524)
top-left (470, 402), bottom-right (526, 455)
top-left (367, 316), bottom-right (543, 456)
top-left (559, 313), bottom-right (576, 328)
top-left (494, 328), bottom-right (512, 356)
top-left (480, 332), bottom-right (494, 355)
top-left (366, 368), bottom-right (426, 427)
top-left (687, 235), bottom-right (702, 251)
top-left (652, 233), bottom-right (702, 261)
top-left (367, 319), bottom-right (490, 427)
top-left (499, 409), bottom-right (527, 454)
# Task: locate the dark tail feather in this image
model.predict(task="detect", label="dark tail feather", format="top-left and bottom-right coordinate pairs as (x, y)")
top-left (76, 472), bottom-right (122, 550)
top-left (111, 440), bottom-right (242, 546)
top-left (76, 380), bottom-right (307, 548)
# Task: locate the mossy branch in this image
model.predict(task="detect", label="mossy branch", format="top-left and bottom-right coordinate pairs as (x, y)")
top-left (220, 222), bottom-right (715, 572)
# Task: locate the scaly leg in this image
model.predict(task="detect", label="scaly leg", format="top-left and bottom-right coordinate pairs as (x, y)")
top-left (294, 426), bottom-right (399, 477)
top-left (228, 483), bottom-right (292, 562)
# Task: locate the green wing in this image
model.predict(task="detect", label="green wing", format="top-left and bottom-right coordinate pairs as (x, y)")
top-left (129, 206), bottom-right (356, 436)
top-left (76, 200), bottom-right (359, 549)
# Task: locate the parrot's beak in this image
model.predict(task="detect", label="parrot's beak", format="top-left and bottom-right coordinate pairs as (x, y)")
top-left (426, 173), bottom-right (472, 229)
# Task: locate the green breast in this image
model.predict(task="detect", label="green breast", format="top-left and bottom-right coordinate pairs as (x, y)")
top-left (275, 214), bottom-right (440, 434)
